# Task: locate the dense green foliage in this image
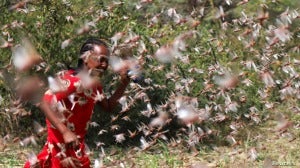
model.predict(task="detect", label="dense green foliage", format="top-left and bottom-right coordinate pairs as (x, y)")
top-left (0, 0), bottom-right (299, 155)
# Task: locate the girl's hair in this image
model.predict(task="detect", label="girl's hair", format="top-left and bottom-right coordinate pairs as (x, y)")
top-left (77, 37), bottom-right (109, 69)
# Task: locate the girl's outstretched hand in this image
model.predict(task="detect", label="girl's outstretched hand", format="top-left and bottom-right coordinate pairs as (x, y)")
top-left (118, 64), bottom-right (131, 84)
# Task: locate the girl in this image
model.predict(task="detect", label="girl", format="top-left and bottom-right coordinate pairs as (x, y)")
top-left (24, 38), bottom-right (130, 168)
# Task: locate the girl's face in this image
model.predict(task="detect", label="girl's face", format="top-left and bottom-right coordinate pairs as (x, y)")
top-left (85, 45), bottom-right (109, 72)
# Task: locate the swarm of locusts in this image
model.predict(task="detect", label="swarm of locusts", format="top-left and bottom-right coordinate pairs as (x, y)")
top-left (0, 0), bottom-right (299, 167)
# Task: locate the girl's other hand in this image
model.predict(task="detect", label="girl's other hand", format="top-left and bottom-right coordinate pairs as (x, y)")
top-left (63, 130), bottom-right (79, 149)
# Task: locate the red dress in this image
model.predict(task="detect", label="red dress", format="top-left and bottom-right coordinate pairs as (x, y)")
top-left (24, 70), bottom-right (102, 168)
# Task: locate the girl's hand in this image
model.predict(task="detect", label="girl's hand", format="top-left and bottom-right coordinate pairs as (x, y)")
top-left (118, 64), bottom-right (130, 84)
top-left (61, 157), bottom-right (82, 168)
top-left (62, 130), bottom-right (79, 149)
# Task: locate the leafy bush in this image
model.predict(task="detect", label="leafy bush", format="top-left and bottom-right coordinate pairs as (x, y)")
top-left (1, 0), bottom-right (299, 153)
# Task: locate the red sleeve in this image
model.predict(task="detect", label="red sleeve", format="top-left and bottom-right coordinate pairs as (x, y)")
top-left (43, 70), bottom-right (80, 103)
top-left (97, 85), bottom-right (103, 93)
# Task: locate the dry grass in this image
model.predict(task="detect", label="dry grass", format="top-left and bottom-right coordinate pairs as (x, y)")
top-left (1, 114), bottom-right (298, 168)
